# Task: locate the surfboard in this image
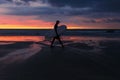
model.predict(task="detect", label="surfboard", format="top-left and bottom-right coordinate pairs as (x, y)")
top-left (45, 25), bottom-right (67, 40)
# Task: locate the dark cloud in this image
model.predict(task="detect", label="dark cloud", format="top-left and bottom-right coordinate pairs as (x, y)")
top-left (21, 0), bottom-right (37, 2)
top-left (6, 0), bottom-right (38, 5)
top-left (2, 0), bottom-right (120, 24)
top-left (6, 7), bottom-right (57, 16)
top-left (104, 18), bottom-right (120, 23)
top-left (7, 6), bottom-right (90, 16)
top-left (47, 0), bottom-right (94, 8)
top-left (81, 18), bottom-right (120, 24)
top-left (82, 19), bottom-right (97, 23)
top-left (92, 0), bottom-right (120, 12)
top-left (5, 0), bottom-right (120, 13)
top-left (0, 0), bottom-right (9, 4)
top-left (6, 0), bottom-right (37, 2)
top-left (47, 0), bottom-right (120, 12)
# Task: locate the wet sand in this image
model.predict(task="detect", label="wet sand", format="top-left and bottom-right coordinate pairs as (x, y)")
top-left (0, 39), bottom-right (120, 80)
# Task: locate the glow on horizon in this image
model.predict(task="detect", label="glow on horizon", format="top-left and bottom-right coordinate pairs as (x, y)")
top-left (0, 25), bottom-right (118, 29)
top-left (0, 14), bottom-right (119, 29)
top-left (0, 25), bottom-right (51, 29)
top-left (0, 25), bottom-right (81, 29)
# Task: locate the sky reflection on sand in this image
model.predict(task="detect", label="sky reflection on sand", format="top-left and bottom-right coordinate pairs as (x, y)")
top-left (0, 36), bottom-right (120, 42)
top-left (0, 43), bottom-right (42, 69)
top-left (0, 36), bottom-right (44, 42)
top-left (61, 36), bottom-right (120, 42)
top-left (0, 36), bottom-right (120, 48)
top-left (0, 36), bottom-right (120, 64)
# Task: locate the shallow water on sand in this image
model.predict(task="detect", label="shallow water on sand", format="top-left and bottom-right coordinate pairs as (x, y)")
top-left (0, 35), bottom-right (120, 57)
top-left (0, 35), bottom-right (119, 42)
top-left (0, 36), bottom-right (120, 51)
top-left (0, 36), bottom-right (44, 43)
top-left (0, 36), bottom-right (120, 80)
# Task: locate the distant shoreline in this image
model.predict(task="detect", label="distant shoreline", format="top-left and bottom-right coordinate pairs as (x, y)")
top-left (0, 29), bottom-right (120, 31)
top-left (0, 29), bottom-right (119, 36)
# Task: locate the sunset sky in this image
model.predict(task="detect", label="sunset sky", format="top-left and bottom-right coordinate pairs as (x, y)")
top-left (0, 0), bottom-right (120, 29)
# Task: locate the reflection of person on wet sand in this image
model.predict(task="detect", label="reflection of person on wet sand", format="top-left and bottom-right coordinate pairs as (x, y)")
top-left (50, 20), bottom-right (64, 48)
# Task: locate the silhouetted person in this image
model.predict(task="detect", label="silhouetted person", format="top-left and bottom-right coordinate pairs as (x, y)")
top-left (50, 20), bottom-right (64, 48)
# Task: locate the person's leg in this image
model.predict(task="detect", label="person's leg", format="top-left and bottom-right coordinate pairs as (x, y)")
top-left (50, 37), bottom-right (55, 47)
top-left (57, 37), bottom-right (64, 47)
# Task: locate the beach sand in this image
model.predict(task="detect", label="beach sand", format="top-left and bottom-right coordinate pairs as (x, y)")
top-left (0, 38), bottom-right (120, 80)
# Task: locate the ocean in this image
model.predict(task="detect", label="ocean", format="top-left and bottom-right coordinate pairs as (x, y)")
top-left (0, 29), bottom-right (119, 42)
top-left (0, 29), bottom-right (120, 37)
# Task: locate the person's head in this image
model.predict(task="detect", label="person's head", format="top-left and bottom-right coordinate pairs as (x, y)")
top-left (56, 20), bottom-right (60, 24)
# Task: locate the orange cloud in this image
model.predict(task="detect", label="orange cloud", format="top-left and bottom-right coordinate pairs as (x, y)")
top-left (0, 15), bottom-right (54, 29)
top-left (0, 15), bottom-right (119, 29)
top-left (0, 15), bottom-right (82, 29)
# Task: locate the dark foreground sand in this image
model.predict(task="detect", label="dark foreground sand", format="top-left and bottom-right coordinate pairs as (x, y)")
top-left (0, 40), bottom-right (120, 80)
